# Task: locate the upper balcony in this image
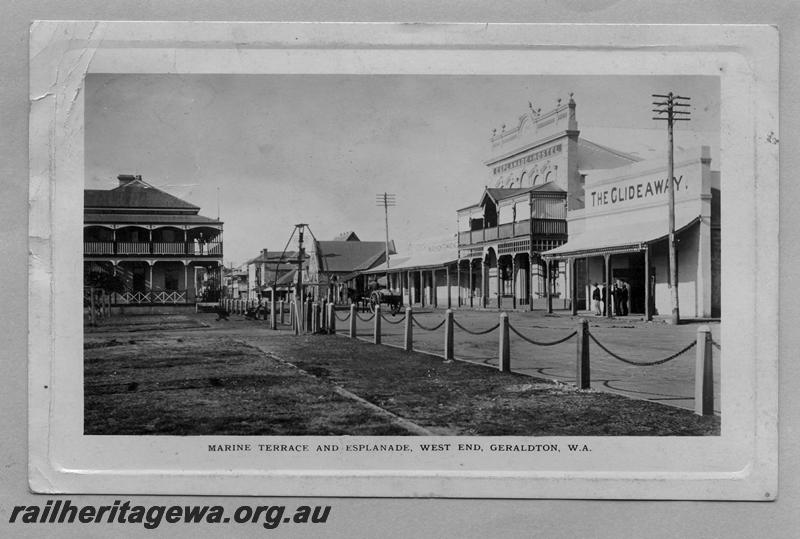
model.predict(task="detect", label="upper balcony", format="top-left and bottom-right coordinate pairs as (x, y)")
top-left (84, 241), bottom-right (223, 257)
top-left (457, 218), bottom-right (567, 246)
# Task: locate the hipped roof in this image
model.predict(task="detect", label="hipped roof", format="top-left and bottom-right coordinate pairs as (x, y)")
top-left (85, 178), bottom-right (201, 211)
top-left (315, 240), bottom-right (394, 273)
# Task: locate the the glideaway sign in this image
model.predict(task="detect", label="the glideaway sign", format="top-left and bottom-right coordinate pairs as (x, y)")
top-left (584, 150), bottom-right (706, 215)
top-left (589, 174), bottom-right (685, 208)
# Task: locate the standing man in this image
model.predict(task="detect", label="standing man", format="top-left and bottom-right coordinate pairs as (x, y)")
top-left (592, 283), bottom-right (602, 316)
top-left (611, 282), bottom-right (621, 316)
top-left (620, 282), bottom-right (629, 316)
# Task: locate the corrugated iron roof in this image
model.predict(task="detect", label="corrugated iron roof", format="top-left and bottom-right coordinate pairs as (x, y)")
top-left (85, 179), bottom-right (201, 211)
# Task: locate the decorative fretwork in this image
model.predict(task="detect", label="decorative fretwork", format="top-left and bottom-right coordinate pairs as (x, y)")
top-left (498, 239), bottom-right (530, 255)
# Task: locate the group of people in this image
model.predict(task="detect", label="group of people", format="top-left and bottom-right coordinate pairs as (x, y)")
top-left (591, 281), bottom-right (629, 316)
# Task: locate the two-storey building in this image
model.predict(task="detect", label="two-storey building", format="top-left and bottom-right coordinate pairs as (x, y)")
top-left (455, 95), bottom-right (640, 310)
top-left (84, 174), bottom-right (223, 305)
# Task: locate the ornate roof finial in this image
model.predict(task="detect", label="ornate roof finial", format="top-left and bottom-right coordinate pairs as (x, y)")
top-left (492, 128), bottom-right (497, 137)
top-left (557, 97), bottom-right (562, 107)
top-left (501, 124), bottom-right (506, 132)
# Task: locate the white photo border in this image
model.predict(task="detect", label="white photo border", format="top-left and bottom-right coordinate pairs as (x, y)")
top-left (28, 21), bottom-right (779, 499)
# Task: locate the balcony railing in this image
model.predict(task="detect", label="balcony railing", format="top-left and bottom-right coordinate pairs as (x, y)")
top-left (113, 290), bottom-right (189, 304)
top-left (84, 241), bottom-right (223, 256)
top-left (153, 242), bottom-right (186, 255)
top-left (85, 242), bottom-right (114, 255)
top-left (117, 242), bottom-right (151, 255)
top-left (457, 219), bottom-right (567, 246)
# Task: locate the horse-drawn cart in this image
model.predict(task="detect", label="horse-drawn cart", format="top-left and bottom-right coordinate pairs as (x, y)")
top-left (368, 289), bottom-right (403, 315)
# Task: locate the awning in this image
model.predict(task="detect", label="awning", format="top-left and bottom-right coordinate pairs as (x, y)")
top-left (362, 250), bottom-right (458, 274)
top-left (542, 216), bottom-right (701, 258)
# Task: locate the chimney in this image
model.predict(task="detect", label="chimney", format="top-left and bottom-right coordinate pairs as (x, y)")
top-left (117, 174), bottom-right (137, 186)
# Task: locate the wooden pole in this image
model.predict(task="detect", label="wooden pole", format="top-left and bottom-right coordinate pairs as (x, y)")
top-left (444, 309), bottom-right (454, 360)
top-left (270, 287), bottom-right (277, 330)
top-left (373, 304), bottom-right (382, 345)
top-left (644, 246), bottom-right (652, 321)
top-left (349, 303), bottom-right (357, 338)
top-left (695, 325), bottom-right (714, 415)
top-left (328, 302), bottom-right (335, 334)
top-left (404, 306), bottom-right (413, 352)
top-left (498, 312), bottom-right (510, 372)
top-left (576, 319), bottom-right (590, 389)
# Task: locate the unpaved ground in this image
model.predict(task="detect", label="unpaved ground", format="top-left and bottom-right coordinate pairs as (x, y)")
top-left (84, 313), bottom-right (720, 436)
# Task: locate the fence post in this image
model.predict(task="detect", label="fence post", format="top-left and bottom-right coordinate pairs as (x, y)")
top-left (404, 306), bottom-right (413, 352)
top-left (374, 304), bottom-right (382, 345)
top-left (576, 319), bottom-right (590, 389)
top-left (321, 299), bottom-right (327, 329)
top-left (349, 303), bottom-right (357, 339)
top-left (107, 292), bottom-right (112, 318)
top-left (290, 301), bottom-right (296, 332)
top-left (305, 299), bottom-right (312, 332)
top-left (270, 289), bottom-right (277, 330)
top-left (312, 302), bottom-right (319, 333)
top-left (498, 312), bottom-right (510, 372)
top-left (695, 325), bottom-right (714, 416)
top-left (279, 300), bottom-right (285, 325)
top-left (444, 309), bottom-right (454, 361)
top-left (328, 302), bottom-right (335, 334)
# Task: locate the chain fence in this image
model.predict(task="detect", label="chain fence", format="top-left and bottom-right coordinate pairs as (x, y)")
top-left (412, 317), bottom-right (446, 332)
top-left (380, 313), bottom-right (406, 324)
top-left (508, 323), bottom-right (577, 347)
top-left (452, 319), bottom-right (500, 336)
top-left (334, 310), bottom-right (351, 322)
top-left (587, 330), bottom-right (696, 366)
top-left (355, 312), bottom-right (375, 322)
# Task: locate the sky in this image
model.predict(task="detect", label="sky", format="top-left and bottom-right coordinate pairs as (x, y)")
top-left (85, 74), bottom-right (719, 266)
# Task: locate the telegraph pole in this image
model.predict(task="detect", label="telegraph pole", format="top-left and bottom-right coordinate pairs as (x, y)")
top-left (652, 92), bottom-right (690, 325)
top-left (376, 193), bottom-right (396, 270)
top-left (293, 223), bottom-right (307, 334)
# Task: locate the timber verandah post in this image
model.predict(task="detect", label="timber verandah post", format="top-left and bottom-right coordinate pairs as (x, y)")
top-left (546, 258), bottom-right (553, 314)
top-left (604, 253), bottom-right (612, 318)
top-left (644, 245), bottom-right (653, 321)
top-left (570, 258), bottom-right (579, 316)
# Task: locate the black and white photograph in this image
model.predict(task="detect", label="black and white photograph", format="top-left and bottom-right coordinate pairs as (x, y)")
top-left (25, 21), bottom-right (778, 501)
top-left (82, 73), bottom-right (722, 437)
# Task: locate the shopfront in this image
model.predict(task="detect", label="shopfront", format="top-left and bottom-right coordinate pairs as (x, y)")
top-left (543, 146), bottom-right (720, 319)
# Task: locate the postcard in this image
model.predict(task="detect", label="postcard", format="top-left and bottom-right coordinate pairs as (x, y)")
top-left (29, 21), bottom-right (778, 498)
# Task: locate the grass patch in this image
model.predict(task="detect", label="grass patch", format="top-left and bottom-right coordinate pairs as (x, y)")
top-left (273, 335), bottom-right (719, 436)
top-left (84, 330), bottom-right (719, 436)
top-left (84, 335), bottom-right (410, 435)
